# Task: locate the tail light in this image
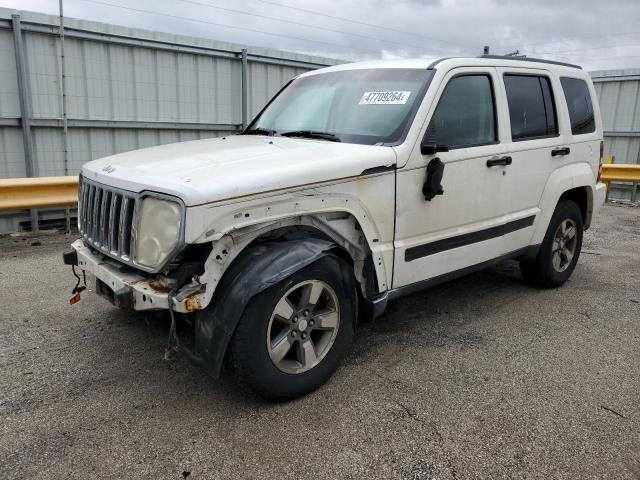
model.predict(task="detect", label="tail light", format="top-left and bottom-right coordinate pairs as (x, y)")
top-left (599, 140), bottom-right (604, 162)
top-left (597, 140), bottom-right (604, 182)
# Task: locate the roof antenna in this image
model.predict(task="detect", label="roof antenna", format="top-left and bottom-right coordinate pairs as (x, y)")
top-left (483, 45), bottom-right (490, 55)
top-left (505, 50), bottom-right (525, 57)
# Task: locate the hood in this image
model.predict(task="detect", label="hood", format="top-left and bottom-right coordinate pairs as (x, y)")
top-left (81, 135), bottom-right (397, 206)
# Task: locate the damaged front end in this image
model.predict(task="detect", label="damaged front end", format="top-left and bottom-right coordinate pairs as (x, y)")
top-left (63, 239), bottom-right (207, 313)
top-left (64, 235), bottom-right (342, 379)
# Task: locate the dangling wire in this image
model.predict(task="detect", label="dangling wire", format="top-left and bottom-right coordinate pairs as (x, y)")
top-left (71, 265), bottom-right (86, 294)
top-left (164, 291), bottom-right (181, 361)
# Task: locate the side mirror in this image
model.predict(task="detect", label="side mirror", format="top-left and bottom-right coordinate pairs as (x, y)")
top-left (420, 141), bottom-right (449, 156)
top-left (422, 157), bottom-right (445, 201)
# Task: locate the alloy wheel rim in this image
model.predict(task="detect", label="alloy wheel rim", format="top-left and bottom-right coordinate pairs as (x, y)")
top-left (266, 280), bottom-right (340, 374)
top-left (551, 219), bottom-right (577, 273)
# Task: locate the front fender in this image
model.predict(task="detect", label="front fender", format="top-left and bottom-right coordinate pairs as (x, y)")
top-left (183, 173), bottom-right (396, 308)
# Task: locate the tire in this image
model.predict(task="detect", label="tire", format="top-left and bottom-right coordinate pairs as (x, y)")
top-left (227, 255), bottom-right (356, 401)
top-left (520, 200), bottom-right (583, 288)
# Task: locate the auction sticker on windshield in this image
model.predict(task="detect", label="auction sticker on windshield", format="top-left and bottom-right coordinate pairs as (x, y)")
top-left (359, 91), bottom-right (411, 105)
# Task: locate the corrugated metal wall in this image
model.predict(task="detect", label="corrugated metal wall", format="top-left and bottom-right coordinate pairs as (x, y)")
top-left (0, 7), bottom-right (339, 233)
top-left (591, 69), bottom-right (640, 201)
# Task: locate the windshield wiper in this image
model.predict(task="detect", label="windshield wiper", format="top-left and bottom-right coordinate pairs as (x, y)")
top-left (280, 130), bottom-right (341, 142)
top-left (243, 127), bottom-right (276, 136)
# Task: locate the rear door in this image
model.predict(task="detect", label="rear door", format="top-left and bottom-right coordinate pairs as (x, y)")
top-left (393, 67), bottom-right (512, 288)
top-left (496, 68), bottom-right (567, 253)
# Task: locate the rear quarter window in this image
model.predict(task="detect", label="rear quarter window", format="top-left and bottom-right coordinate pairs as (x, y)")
top-left (560, 77), bottom-right (595, 135)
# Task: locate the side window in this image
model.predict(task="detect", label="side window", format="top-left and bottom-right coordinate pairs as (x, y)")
top-left (504, 74), bottom-right (558, 141)
top-left (425, 74), bottom-right (496, 148)
top-left (560, 77), bottom-right (595, 135)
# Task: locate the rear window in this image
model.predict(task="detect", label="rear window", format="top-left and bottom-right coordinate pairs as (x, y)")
top-left (504, 74), bottom-right (558, 141)
top-left (560, 77), bottom-right (595, 135)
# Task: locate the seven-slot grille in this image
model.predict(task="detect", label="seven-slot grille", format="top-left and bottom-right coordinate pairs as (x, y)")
top-left (78, 178), bottom-right (137, 261)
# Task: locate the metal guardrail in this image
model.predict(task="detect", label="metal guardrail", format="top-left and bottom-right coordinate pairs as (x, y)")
top-left (600, 164), bottom-right (640, 183)
top-left (0, 176), bottom-right (78, 210)
top-left (2, 161), bottom-right (640, 212)
top-left (601, 155), bottom-right (640, 202)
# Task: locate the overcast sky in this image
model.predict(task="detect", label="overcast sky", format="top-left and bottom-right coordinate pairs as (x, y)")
top-left (1, 0), bottom-right (639, 71)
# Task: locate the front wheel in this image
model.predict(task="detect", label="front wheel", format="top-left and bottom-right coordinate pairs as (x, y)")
top-left (227, 255), bottom-right (356, 401)
top-left (520, 200), bottom-right (584, 288)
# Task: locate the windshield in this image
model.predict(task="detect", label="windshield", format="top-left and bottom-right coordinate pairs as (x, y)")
top-left (247, 68), bottom-right (433, 146)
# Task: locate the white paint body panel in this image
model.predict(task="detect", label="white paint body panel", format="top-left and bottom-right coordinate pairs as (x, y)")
top-left (185, 173), bottom-right (396, 307)
top-left (81, 135), bottom-right (396, 206)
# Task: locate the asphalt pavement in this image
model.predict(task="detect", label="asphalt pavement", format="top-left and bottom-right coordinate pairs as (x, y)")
top-left (1, 203), bottom-right (638, 479)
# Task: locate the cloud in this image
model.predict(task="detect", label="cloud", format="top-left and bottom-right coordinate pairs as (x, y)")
top-left (1, 0), bottom-right (639, 70)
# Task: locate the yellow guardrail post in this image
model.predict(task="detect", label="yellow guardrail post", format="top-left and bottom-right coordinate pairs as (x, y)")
top-left (0, 176), bottom-right (78, 211)
top-left (603, 155), bottom-right (614, 202)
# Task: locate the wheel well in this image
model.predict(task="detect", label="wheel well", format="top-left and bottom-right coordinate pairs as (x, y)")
top-left (248, 224), bottom-right (334, 247)
top-left (559, 187), bottom-right (590, 225)
top-left (242, 224), bottom-right (381, 325)
top-left (246, 224), bottom-right (355, 267)
top-left (244, 223), bottom-right (379, 298)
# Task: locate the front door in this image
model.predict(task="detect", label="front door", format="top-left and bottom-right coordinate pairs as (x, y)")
top-left (393, 67), bottom-right (512, 288)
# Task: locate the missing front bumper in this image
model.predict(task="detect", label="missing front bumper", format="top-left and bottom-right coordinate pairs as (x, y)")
top-left (95, 278), bottom-right (134, 308)
top-left (66, 238), bottom-right (203, 313)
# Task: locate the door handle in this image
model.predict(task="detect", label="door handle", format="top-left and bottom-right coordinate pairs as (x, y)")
top-left (486, 156), bottom-right (512, 167)
top-left (551, 147), bottom-right (571, 157)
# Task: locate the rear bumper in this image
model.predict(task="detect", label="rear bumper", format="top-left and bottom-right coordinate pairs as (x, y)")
top-left (593, 181), bottom-right (607, 217)
top-left (66, 238), bottom-right (198, 313)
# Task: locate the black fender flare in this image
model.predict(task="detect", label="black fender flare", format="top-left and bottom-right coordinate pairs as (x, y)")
top-left (188, 238), bottom-right (338, 377)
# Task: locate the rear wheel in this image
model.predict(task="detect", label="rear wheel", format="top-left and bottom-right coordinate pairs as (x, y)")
top-left (520, 200), bottom-right (583, 288)
top-left (227, 255), bottom-right (356, 401)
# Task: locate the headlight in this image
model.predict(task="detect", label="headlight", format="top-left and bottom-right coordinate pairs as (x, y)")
top-left (134, 197), bottom-right (182, 269)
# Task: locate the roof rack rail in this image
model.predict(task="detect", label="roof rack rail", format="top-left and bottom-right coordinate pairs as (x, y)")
top-left (479, 54), bottom-right (582, 70)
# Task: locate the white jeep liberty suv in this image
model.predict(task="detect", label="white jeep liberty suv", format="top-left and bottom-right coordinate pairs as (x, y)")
top-left (64, 56), bottom-right (606, 400)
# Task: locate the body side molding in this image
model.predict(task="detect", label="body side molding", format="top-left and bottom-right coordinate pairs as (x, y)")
top-left (404, 215), bottom-right (536, 262)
